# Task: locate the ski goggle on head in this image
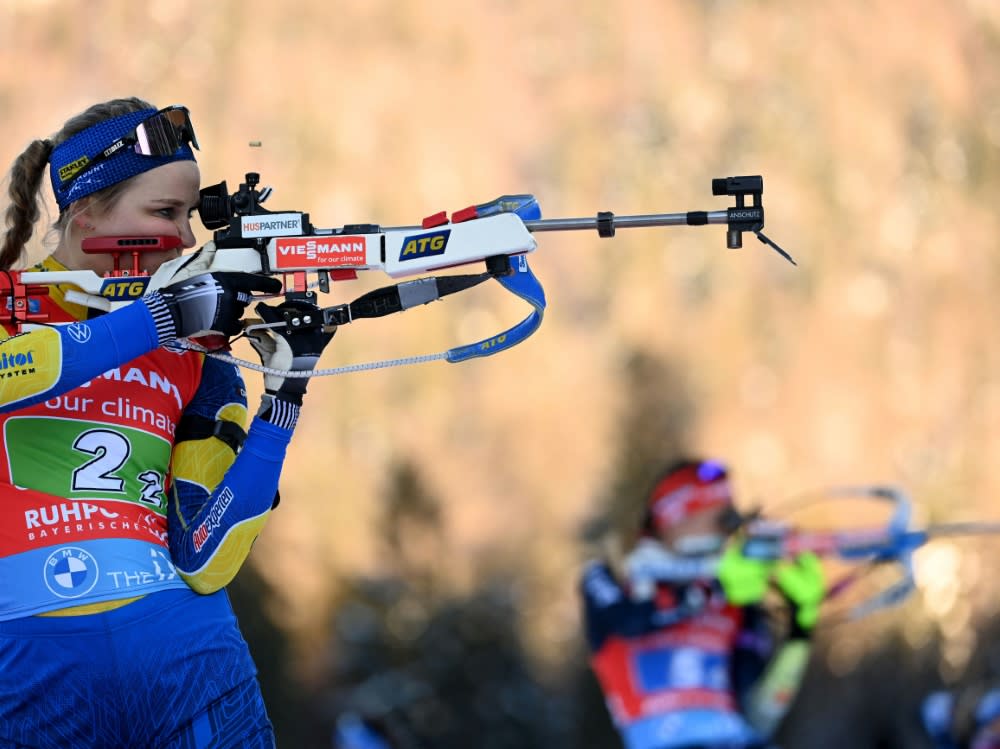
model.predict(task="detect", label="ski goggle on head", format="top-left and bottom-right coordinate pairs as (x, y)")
top-left (51, 105), bottom-right (199, 210)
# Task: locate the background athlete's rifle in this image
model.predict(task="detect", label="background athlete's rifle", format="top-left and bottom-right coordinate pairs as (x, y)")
top-left (627, 485), bottom-right (1000, 621)
top-left (4, 174), bottom-right (793, 369)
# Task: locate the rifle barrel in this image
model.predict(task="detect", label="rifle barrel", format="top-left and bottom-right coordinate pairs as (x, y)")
top-left (382, 210), bottom-right (733, 235)
top-left (925, 521), bottom-right (1000, 538)
top-left (524, 210), bottom-right (730, 233)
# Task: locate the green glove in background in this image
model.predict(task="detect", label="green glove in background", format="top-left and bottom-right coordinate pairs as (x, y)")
top-left (718, 542), bottom-right (775, 606)
top-left (774, 552), bottom-right (825, 633)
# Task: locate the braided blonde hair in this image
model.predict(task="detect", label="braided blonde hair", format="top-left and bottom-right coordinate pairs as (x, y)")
top-left (1, 97), bottom-right (154, 270)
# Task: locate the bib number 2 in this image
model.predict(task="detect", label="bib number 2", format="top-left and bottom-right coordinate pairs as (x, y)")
top-left (71, 429), bottom-right (129, 493)
top-left (71, 429), bottom-right (164, 507)
top-left (5, 417), bottom-right (170, 508)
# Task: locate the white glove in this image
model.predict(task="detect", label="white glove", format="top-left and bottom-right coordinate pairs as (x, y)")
top-left (245, 322), bottom-right (286, 393)
top-left (624, 538), bottom-right (719, 592)
top-left (145, 241), bottom-right (219, 296)
top-left (629, 576), bottom-right (656, 602)
top-left (147, 241), bottom-right (268, 294)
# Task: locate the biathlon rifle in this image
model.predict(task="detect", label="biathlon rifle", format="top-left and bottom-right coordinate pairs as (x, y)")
top-left (629, 485), bottom-right (1000, 621)
top-left (5, 174), bottom-right (793, 372)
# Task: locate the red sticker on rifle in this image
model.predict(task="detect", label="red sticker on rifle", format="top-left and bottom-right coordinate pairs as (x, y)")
top-left (273, 236), bottom-right (367, 268)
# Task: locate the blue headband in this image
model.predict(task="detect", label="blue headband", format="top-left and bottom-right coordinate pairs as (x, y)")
top-left (49, 108), bottom-right (196, 211)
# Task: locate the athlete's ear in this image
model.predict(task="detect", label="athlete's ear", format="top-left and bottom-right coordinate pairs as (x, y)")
top-left (68, 198), bottom-right (97, 232)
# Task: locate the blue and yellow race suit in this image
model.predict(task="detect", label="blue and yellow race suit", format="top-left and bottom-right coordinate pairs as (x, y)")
top-left (0, 257), bottom-right (290, 748)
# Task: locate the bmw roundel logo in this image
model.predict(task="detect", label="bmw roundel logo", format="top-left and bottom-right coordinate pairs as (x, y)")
top-left (43, 547), bottom-right (99, 599)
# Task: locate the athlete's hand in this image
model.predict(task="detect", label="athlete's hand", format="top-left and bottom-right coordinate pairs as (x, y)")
top-left (152, 240), bottom-right (275, 290)
top-left (718, 541), bottom-right (774, 606)
top-left (246, 299), bottom-right (336, 405)
top-left (623, 541), bottom-right (668, 602)
top-left (623, 538), bottom-right (720, 601)
top-left (146, 272), bottom-right (281, 341)
top-left (774, 552), bottom-right (825, 635)
top-left (161, 240), bottom-right (219, 285)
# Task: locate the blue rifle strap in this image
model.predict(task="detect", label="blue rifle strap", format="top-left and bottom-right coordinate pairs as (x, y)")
top-left (445, 254), bottom-right (546, 363)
